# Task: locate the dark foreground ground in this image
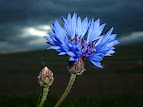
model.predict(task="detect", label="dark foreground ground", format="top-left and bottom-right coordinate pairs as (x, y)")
top-left (0, 73), bottom-right (143, 107)
top-left (1, 95), bottom-right (143, 107)
top-left (0, 43), bottom-right (143, 106)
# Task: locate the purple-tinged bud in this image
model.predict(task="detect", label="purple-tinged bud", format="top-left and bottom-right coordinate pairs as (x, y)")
top-left (38, 67), bottom-right (54, 87)
top-left (68, 58), bottom-right (86, 75)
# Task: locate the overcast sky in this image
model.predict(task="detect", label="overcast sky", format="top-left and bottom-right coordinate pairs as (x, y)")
top-left (0, 0), bottom-right (143, 53)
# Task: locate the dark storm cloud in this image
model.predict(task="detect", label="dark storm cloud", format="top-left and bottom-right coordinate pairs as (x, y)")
top-left (25, 0), bottom-right (143, 35)
top-left (0, 0), bottom-right (31, 23)
top-left (0, 23), bottom-right (22, 41)
top-left (0, 0), bottom-right (143, 52)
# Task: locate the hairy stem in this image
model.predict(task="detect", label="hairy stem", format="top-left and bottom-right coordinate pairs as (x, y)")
top-left (54, 74), bottom-right (76, 107)
top-left (39, 87), bottom-right (49, 107)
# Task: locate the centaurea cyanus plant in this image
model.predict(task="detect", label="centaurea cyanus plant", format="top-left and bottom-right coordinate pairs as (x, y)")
top-left (45, 13), bottom-right (119, 106)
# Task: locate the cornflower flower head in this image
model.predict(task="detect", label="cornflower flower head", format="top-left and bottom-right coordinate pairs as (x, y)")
top-left (45, 13), bottom-right (119, 75)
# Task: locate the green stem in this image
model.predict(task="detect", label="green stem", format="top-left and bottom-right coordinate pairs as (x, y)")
top-left (54, 74), bottom-right (76, 107)
top-left (39, 87), bottom-right (49, 107)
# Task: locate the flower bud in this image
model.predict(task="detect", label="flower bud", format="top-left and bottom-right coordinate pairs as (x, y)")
top-left (38, 66), bottom-right (54, 87)
top-left (68, 58), bottom-right (86, 75)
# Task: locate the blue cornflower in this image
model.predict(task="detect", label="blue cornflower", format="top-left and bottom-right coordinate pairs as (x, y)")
top-left (45, 13), bottom-right (119, 69)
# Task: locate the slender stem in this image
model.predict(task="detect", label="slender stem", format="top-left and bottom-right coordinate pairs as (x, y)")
top-left (54, 74), bottom-right (76, 107)
top-left (39, 87), bottom-right (49, 107)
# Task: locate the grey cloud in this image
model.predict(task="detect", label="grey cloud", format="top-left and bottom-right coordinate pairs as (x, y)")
top-left (0, 0), bottom-right (143, 52)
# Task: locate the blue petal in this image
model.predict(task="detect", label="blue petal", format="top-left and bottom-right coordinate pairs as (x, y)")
top-left (60, 43), bottom-right (69, 51)
top-left (86, 18), bottom-right (105, 43)
top-left (69, 57), bottom-right (76, 61)
top-left (47, 46), bottom-right (60, 50)
top-left (81, 16), bottom-right (88, 38)
top-left (106, 40), bottom-right (119, 47)
top-left (88, 59), bottom-right (103, 68)
top-left (53, 20), bottom-right (66, 43)
top-left (58, 52), bottom-right (66, 55)
top-left (95, 35), bottom-right (104, 46)
top-left (62, 16), bottom-right (67, 24)
top-left (87, 53), bottom-right (103, 62)
top-left (46, 42), bottom-right (53, 46)
top-left (62, 16), bottom-right (68, 36)
top-left (100, 27), bottom-right (114, 44)
top-left (94, 18), bottom-right (100, 27)
top-left (71, 13), bottom-right (77, 38)
top-left (91, 23), bottom-right (105, 41)
top-left (76, 16), bottom-right (82, 38)
top-left (86, 18), bottom-right (94, 43)
top-left (105, 50), bottom-right (115, 56)
top-left (66, 51), bottom-right (75, 57)
top-left (75, 46), bottom-right (82, 57)
top-left (109, 34), bottom-right (117, 41)
top-left (44, 36), bottom-right (55, 45)
top-left (95, 27), bottom-right (115, 52)
top-left (65, 13), bottom-right (77, 39)
top-left (106, 27), bottom-right (114, 36)
top-left (67, 13), bottom-right (71, 21)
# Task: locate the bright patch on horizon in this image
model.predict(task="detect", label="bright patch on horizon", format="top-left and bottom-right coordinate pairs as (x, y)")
top-left (119, 31), bottom-right (143, 44)
top-left (27, 27), bottom-right (47, 37)
top-left (38, 25), bottom-right (51, 30)
top-left (23, 25), bottom-right (51, 37)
